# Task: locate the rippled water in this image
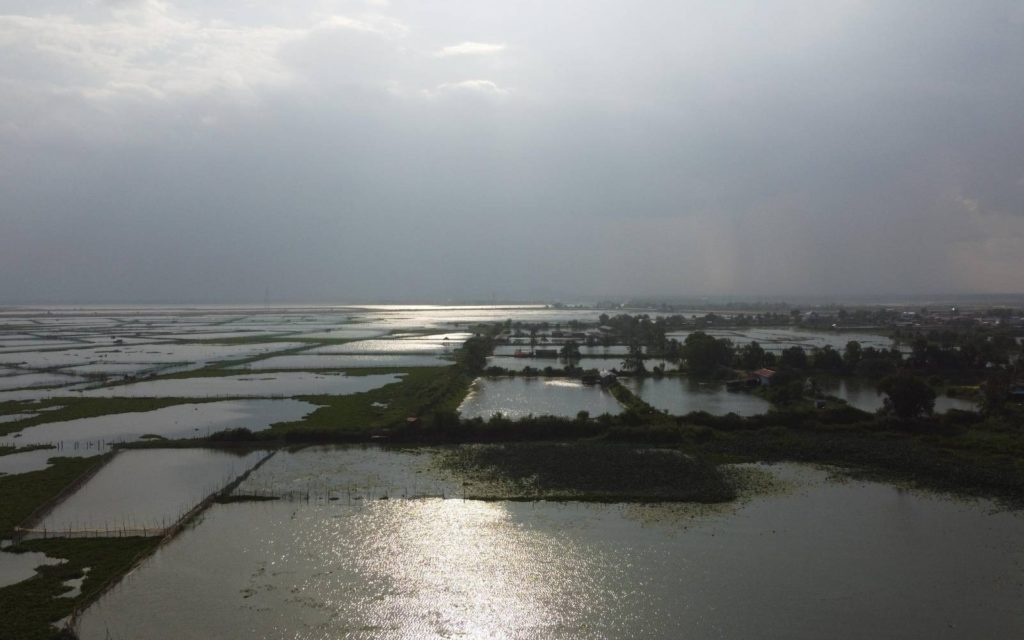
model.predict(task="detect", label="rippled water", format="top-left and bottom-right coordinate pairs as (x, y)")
top-left (457, 377), bottom-right (624, 419)
top-left (621, 376), bottom-right (772, 416)
top-left (75, 457), bottom-right (1024, 639)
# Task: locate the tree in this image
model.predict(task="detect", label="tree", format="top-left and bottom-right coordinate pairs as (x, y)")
top-left (812, 346), bottom-right (843, 371)
top-left (877, 373), bottom-right (935, 420)
top-left (843, 340), bottom-right (863, 369)
top-left (560, 340), bottom-right (581, 367)
top-left (981, 369), bottom-right (1011, 415)
top-left (621, 341), bottom-right (646, 374)
top-left (682, 331), bottom-right (733, 376)
top-left (738, 341), bottom-right (766, 369)
top-left (780, 346), bottom-right (808, 370)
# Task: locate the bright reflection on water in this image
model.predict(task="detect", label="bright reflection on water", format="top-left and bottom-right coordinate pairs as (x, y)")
top-left (76, 461), bottom-right (1024, 640)
top-left (457, 377), bottom-right (624, 419)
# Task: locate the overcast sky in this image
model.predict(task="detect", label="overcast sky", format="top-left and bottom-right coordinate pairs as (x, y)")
top-left (1, 0), bottom-right (1023, 303)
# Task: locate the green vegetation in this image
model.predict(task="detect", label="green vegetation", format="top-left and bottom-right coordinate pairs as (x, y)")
top-left (877, 372), bottom-right (936, 419)
top-left (0, 537), bottom-right (159, 640)
top-left (0, 456), bottom-right (106, 536)
top-left (0, 444), bottom-right (53, 457)
top-left (270, 366), bottom-right (474, 438)
top-left (436, 442), bottom-right (736, 502)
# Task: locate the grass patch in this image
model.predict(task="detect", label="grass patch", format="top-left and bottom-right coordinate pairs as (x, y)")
top-left (436, 442), bottom-right (736, 503)
top-left (271, 367), bottom-right (473, 436)
top-left (0, 456), bottom-right (105, 536)
top-left (0, 536), bottom-right (159, 640)
top-left (1, 444), bottom-right (54, 457)
top-left (688, 426), bottom-right (1024, 508)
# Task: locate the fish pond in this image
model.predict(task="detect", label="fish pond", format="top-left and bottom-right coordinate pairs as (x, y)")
top-left (621, 376), bottom-right (772, 416)
top-left (33, 449), bottom-right (267, 536)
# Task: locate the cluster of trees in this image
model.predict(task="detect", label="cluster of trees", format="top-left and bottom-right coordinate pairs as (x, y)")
top-left (671, 330), bottom-right (1022, 379)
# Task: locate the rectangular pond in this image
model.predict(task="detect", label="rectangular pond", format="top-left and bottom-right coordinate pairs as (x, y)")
top-left (234, 354), bottom-right (452, 370)
top-left (34, 448), bottom-right (267, 536)
top-left (457, 377), bottom-right (624, 419)
top-left (0, 399), bottom-right (319, 466)
top-left (73, 456), bottom-right (1024, 639)
top-left (69, 372), bottom-right (403, 399)
top-left (621, 377), bottom-right (772, 416)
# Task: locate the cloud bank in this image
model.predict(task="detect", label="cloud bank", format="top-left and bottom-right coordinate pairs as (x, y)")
top-left (1, 0), bottom-right (1022, 303)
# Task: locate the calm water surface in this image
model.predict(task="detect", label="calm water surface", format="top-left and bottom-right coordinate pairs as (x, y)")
top-left (75, 454), bottom-right (1024, 639)
top-left (0, 548), bottom-right (63, 588)
top-left (35, 449), bottom-right (265, 534)
top-left (71, 372), bottom-right (402, 399)
top-left (818, 378), bottom-right (978, 413)
top-left (622, 377), bottom-right (772, 416)
top-left (0, 399), bottom-right (317, 451)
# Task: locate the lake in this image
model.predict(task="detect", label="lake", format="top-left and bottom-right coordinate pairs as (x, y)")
top-left (74, 450), bottom-right (1024, 639)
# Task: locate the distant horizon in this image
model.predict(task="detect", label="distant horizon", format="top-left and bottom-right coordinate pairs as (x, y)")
top-left (4, 292), bottom-right (1024, 309)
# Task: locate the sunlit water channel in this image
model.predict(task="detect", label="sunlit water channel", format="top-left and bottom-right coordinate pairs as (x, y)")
top-left (457, 377), bottom-right (624, 419)
top-left (74, 453), bottom-right (1024, 639)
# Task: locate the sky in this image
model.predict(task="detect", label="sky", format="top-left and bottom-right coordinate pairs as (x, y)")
top-left (1, 0), bottom-right (1023, 303)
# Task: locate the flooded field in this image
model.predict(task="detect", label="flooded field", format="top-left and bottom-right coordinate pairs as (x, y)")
top-left (233, 446), bottom-right (462, 500)
top-left (0, 548), bottom-right (62, 588)
top-left (0, 372), bottom-right (85, 391)
top-left (0, 400), bottom-right (318, 466)
top-left (71, 372), bottom-right (402, 399)
top-left (0, 448), bottom-right (82, 476)
top-left (0, 343), bottom-right (305, 370)
top-left (0, 305), bottom-right (1015, 639)
top-left (621, 377), bottom-right (772, 416)
top-left (74, 453), bottom-right (1024, 640)
top-left (34, 449), bottom-right (266, 536)
top-left (235, 354), bottom-right (452, 370)
top-left (458, 377), bottom-right (624, 419)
